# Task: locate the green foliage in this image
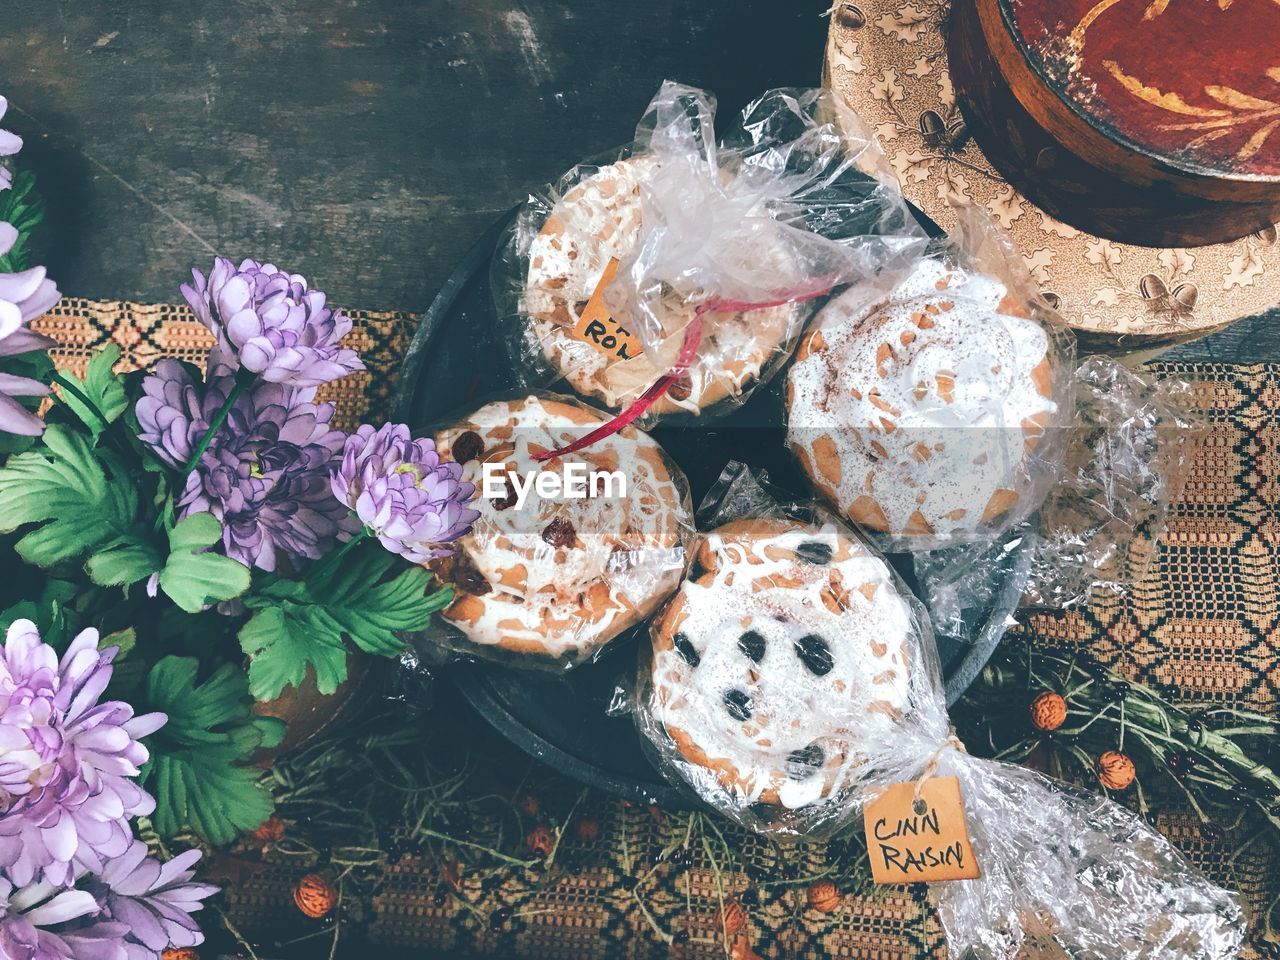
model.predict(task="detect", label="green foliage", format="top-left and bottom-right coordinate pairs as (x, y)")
top-left (54, 343), bottom-right (128, 440)
top-left (158, 513), bottom-right (251, 613)
top-left (0, 420), bottom-right (249, 611)
top-left (0, 169), bottom-right (44, 272)
top-left (139, 656), bottom-right (284, 845)
top-left (239, 545), bottom-right (452, 701)
top-left (0, 424), bottom-right (138, 567)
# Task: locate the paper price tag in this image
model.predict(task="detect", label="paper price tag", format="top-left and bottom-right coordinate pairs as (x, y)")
top-left (572, 258), bottom-right (642, 362)
top-left (863, 776), bottom-right (981, 883)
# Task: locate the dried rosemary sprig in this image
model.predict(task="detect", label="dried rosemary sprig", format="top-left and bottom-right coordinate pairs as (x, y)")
top-left (957, 633), bottom-right (1280, 833)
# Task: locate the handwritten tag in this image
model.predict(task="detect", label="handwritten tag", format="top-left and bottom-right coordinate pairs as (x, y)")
top-left (863, 776), bottom-right (980, 883)
top-left (572, 258), bottom-right (642, 362)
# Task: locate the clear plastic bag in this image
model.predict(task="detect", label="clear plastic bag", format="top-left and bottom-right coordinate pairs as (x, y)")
top-left (785, 204), bottom-right (1076, 553)
top-left (915, 358), bottom-right (1203, 645)
top-left (495, 81), bottom-right (924, 427)
top-left (415, 391), bottom-right (694, 670)
top-left (634, 463), bottom-right (1243, 959)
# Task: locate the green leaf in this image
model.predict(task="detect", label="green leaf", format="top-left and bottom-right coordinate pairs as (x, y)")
top-left (56, 343), bottom-right (128, 439)
top-left (139, 656), bottom-right (284, 845)
top-left (158, 513), bottom-right (251, 613)
top-left (239, 600), bottom-right (350, 701)
top-left (237, 543), bottom-right (452, 701)
top-left (0, 425), bottom-right (138, 567)
top-left (86, 541), bottom-right (163, 587)
top-left (327, 562), bottom-right (451, 656)
top-left (0, 170), bottom-right (44, 273)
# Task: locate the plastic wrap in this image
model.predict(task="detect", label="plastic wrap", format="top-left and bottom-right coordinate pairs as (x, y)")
top-left (785, 204), bottom-right (1076, 553)
top-left (496, 81), bottom-right (924, 426)
top-left (416, 392), bottom-right (694, 670)
top-left (915, 358), bottom-right (1202, 644)
top-left (634, 463), bottom-right (1243, 959)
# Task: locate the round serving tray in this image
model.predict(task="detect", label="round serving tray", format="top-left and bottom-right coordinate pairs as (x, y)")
top-left (392, 208), bottom-right (1034, 808)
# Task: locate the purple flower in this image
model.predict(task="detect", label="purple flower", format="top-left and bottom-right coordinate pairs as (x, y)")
top-left (0, 843), bottom-right (216, 960)
top-left (85, 841), bottom-right (217, 956)
top-left (136, 360), bottom-right (353, 572)
top-left (331, 423), bottom-right (479, 564)
top-left (0, 96), bottom-right (22, 191)
top-left (0, 220), bottom-right (60, 438)
top-left (0, 877), bottom-right (110, 960)
top-left (0, 621), bottom-right (165, 888)
top-left (181, 257), bottom-right (363, 388)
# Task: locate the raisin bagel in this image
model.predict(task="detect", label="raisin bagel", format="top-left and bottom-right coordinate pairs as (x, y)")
top-left (645, 518), bottom-right (913, 811)
top-left (430, 394), bottom-right (691, 664)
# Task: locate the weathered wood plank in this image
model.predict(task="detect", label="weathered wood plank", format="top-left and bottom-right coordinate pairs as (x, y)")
top-left (0, 0), bottom-right (828, 309)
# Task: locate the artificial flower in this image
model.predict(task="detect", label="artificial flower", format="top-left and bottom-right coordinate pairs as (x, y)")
top-left (0, 621), bottom-right (164, 888)
top-left (180, 256), bottom-right (363, 388)
top-left (0, 96), bottom-right (21, 191)
top-left (0, 876), bottom-right (111, 960)
top-left (136, 359), bottom-right (352, 571)
top-left (85, 840), bottom-right (217, 956)
top-left (331, 423), bottom-right (479, 563)
top-left (0, 220), bottom-right (59, 437)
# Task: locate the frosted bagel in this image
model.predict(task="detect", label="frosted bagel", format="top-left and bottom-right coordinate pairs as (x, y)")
top-left (523, 156), bottom-right (796, 416)
top-left (430, 394), bottom-right (691, 664)
top-left (786, 260), bottom-right (1056, 539)
top-left (645, 518), bottom-right (913, 811)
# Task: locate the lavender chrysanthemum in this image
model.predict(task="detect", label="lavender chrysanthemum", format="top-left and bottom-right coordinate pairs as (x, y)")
top-left (0, 96), bottom-right (21, 191)
top-left (0, 843), bottom-right (217, 960)
top-left (85, 840), bottom-right (217, 956)
top-left (135, 359), bottom-right (352, 571)
top-left (0, 877), bottom-right (110, 960)
top-left (0, 620), bottom-right (165, 888)
top-left (332, 423), bottom-right (479, 564)
top-left (0, 94), bottom-right (60, 437)
top-left (181, 256), bottom-right (363, 388)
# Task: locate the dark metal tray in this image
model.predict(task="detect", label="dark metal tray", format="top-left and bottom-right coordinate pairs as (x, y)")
top-left (392, 209), bottom-right (1030, 808)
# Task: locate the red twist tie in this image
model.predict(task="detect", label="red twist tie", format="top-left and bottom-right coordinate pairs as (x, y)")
top-left (533, 279), bottom-right (841, 462)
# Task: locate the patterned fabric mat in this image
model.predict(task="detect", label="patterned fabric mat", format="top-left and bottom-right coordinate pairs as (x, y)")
top-left (33, 301), bottom-right (1280, 959)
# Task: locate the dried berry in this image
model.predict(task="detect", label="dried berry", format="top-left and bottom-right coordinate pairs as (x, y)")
top-left (1097, 751), bottom-right (1136, 790)
top-left (250, 815), bottom-right (286, 843)
top-left (737, 630), bottom-right (766, 663)
top-left (489, 906), bottom-right (513, 930)
top-left (671, 930), bottom-right (691, 946)
top-left (433, 885), bottom-right (449, 907)
top-left (785, 744), bottom-right (825, 781)
top-left (667, 374), bottom-right (693, 403)
top-left (723, 688), bottom-right (753, 722)
top-left (619, 875), bottom-right (640, 891)
top-left (526, 825), bottom-right (555, 857)
top-left (739, 887), bottom-right (759, 907)
top-left (673, 632), bottom-right (701, 667)
top-left (793, 634), bottom-right (834, 676)
top-left (807, 880), bottom-right (840, 913)
top-left (492, 475), bottom-right (518, 511)
top-left (1029, 690), bottom-right (1067, 732)
top-left (542, 516), bottom-right (577, 548)
top-left (794, 541), bottom-right (833, 565)
top-left (293, 873), bottom-right (337, 919)
top-left (451, 430), bottom-right (484, 464)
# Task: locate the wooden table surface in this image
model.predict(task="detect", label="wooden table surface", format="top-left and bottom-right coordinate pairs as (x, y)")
top-left (3, 0), bottom-right (1275, 362)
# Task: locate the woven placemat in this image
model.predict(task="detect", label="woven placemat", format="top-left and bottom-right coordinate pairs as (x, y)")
top-left (32, 301), bottom-right (1280, 959)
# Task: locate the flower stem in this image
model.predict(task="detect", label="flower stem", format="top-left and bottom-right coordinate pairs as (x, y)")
top-left (307, 526), bottom-right (371, 587)
top-left (50, 371), bottom-right (109, 432)
top-left (179, 366), bottom-right (254, 481)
